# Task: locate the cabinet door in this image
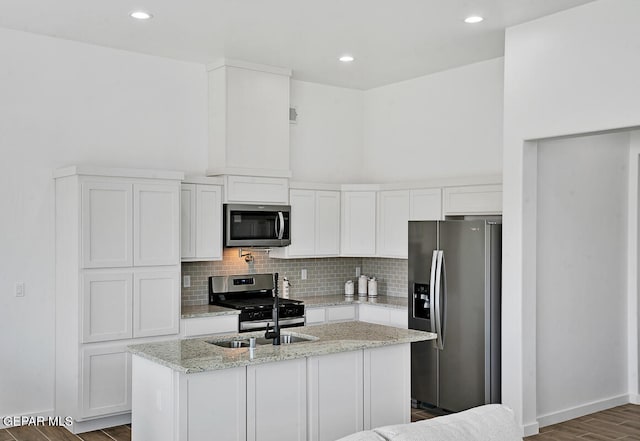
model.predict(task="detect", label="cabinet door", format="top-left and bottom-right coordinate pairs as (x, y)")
top-left (288, 190), bottom-right (316, 257)
top-left (133, 269), bottom-right (180, 338)
top-left (247, 358), bottom-right (307, 441)
top-left (325, 305), bottom-right (356, 322)
top-left (341, 191), bottom-right (376, 256)
top-left (305, 307), bottom-right (326, 325)
top-left (308, 351), bottom-right (363, 441)
top-left (81, 344), bottom-right (131, 418)
top-left (315, 191), bottom-right (340, 256)
top-left (443, 185), bottom-right (502, 215)
top-left (364, 344), bottom-right (410, 430)
top-left (188, 367), bottom-right (246, 441)
top-left (196, 185), bottom-right (223, 260)
top-left (180, 184), bottom-right (197, 259)
top-left (81, 182), bottom-right (133, 268)
top-left (134, 183), bottom-right (180, 266)
top-left (225, 175), bottom-right (289, 204)
top-left (410, 188), bottom-right (443, 220)
top-left (377, 190), bottom-right (410, 258)
top-left (358, 304), bottom-right (390, 326)
top-left (82, 272), bottom-right (133, 343)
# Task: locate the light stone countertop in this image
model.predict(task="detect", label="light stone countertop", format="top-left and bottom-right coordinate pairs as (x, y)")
top-left (181, 295), bottom-right (408, 319)
top-left (128, 321), bottom-right (435, 374)
top-left (181, 304), bottom-right (240, 318)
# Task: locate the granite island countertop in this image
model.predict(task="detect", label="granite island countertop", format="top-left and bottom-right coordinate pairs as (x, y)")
top-left (128, 321), bottom-right (434, 374)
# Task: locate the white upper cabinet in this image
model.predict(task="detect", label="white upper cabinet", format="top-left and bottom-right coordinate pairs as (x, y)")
top-left (195, 185), bottom-right (223, 260)
top-left (315, 191), bottom-right (341, 256)
top-left (341, 191), bottom-right (376, 256)
top-left (180, 184), bottom-right (197, 259)
top-left (443, 184), bottom-right (502, 215)
top-left (181, 183), bottom-right (223, 262)
top-left (376, 190), bottom-right (410, 258)
top-left (224, 175), bottom-right (289, 204)
top-left (207, 61), bottom-right (292, 178)
top-left (133, 183), bottom-right (180, 266)
top-left (270, 189), bottom-right (340, 259)
top-left (82, 182), bottom-right (133, 268)
top-left (409, 188), bottom-right (443, 221)
top-left (287, 190), bottom-right (316, 256)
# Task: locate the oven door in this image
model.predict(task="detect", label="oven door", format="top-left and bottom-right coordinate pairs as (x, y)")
top-left (225, 204), bottom-right (291, 247)
top-left (239, 317), bottom-right (305, 332)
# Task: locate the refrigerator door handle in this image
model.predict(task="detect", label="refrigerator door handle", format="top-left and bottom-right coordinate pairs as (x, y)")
top-left (429, 250), bottom-right (438, 347)
top-left (434, 250), bottom-right (445, 350)
top-left (440, 251), bottom-right (447, 350)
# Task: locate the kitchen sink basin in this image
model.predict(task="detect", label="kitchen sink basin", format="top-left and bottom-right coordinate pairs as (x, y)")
top-left (207, 333), bottom-right (317, 348)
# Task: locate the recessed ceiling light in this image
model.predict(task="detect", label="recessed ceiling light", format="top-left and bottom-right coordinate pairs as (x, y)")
top-left (464, 16), bottom-right (484, 24)
top-left (339, 55), bottom-right (355, 63)
top-left (130, 11), bottom-right (153, 20)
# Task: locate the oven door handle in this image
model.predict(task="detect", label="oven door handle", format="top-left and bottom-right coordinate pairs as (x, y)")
top-left (240, 317), bottom-right (305, 331)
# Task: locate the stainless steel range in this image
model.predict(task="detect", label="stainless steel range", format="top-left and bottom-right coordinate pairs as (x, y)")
top-left (208, 273), bottom-right (305, 332)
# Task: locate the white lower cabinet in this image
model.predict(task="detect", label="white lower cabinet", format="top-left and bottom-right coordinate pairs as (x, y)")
top-left (358, 304), bottom-right (408, 329)
top-left (364, 344), bottom-right (411, 429)
top-left (307, 351), bottom-right (364, 441)
top-left (305, 305), bottom-right (356, 325)
top-left (188, 367), bottom-right (247, 441)
top-left (131, 343), bottom-right (411, 441)
top-left (247, 358), bottom-right (307, 441)
top-left (82, 344), bottom-right (131, 419)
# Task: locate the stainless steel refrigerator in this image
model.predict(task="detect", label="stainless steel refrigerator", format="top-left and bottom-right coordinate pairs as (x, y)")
top-left (408, 220), bottom-right (501, 412)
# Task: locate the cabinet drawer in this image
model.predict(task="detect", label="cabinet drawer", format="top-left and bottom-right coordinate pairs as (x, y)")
top-left (326, 305), bottom-right (356, 322)
top-left (182, 315), bottom-right (239, 337)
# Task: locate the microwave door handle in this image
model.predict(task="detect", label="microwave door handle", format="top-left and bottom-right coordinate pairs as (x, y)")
top-left (278, 211), bottom-right (285, 239)
top-left (274, 213), bottom-right (280, 239)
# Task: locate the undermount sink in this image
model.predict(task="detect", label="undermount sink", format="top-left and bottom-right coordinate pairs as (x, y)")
top-left (207, 334), bottom-right (317, 349)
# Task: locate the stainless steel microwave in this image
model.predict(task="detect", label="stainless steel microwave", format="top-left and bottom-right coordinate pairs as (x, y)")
top-left (224, 204), bottom-right (291, 247)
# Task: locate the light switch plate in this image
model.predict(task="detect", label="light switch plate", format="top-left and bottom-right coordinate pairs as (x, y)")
top-left (183, 275), bottom-right (191, 288)
top-left (15, 282), bottom-right (25, 297)
top-left (301, 269), bottom-right (307, 280)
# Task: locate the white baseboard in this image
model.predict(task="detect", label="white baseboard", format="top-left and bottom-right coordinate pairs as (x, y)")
top-left (537, 394), bottom-right (630, 428)
top-left (0, 409), bottom-right (54, 429)
top-left (69, 413), bottom-right (131, 434)
top-left (523, 421), bottom-right (540, 437)
top-left (630, 394), bottom-right (640, 405)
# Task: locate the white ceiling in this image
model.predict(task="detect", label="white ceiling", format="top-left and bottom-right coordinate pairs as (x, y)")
top-left (0, 0), bottom-right (595, 89)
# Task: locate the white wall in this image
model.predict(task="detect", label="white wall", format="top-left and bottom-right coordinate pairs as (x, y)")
top-left (289, 80), bottom-right (364, 183)
top-left (0, 27), bottom-right (208, 417)
top-left (536, 132), bottom-right (629, 423)
top-left (363, 57), bottom-right (504, 182)
top-left (502, 0), bottom-right (640, 433)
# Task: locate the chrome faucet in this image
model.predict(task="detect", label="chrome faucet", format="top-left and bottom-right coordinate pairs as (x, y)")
top-left (264, 272), bottom-right (281, 345)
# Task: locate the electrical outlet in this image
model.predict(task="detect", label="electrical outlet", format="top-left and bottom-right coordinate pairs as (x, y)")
top-left (301, 269), bottom-right (307, 280)
top-left (183, 275), bottom-right (191, 288)
top-left (15, 282), bottom-right (25, 297)
top-left (356, 267), bottom-right (361, 277)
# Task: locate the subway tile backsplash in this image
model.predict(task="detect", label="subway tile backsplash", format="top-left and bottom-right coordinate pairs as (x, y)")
top-left (181, 248), bottom-right (408, 306)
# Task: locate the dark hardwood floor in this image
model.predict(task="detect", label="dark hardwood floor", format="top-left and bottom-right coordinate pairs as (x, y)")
top-left (411, 404), bottom-right (640, 440)
top-left (2, 404), bottom-right (638, 440)
top-left (0, 425), bottom-right (130, 441)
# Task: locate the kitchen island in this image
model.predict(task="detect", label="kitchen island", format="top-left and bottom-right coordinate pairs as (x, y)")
top-left (128, 321), bottom-right (435, 441)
